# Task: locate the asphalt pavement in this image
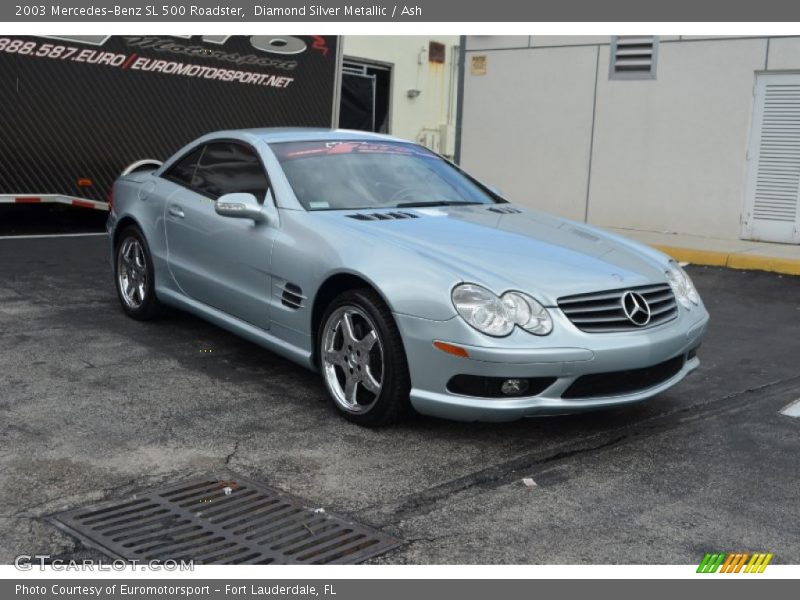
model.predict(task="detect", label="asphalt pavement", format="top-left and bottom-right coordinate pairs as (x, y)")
top-left (0, 234), bottom-right (798, 564)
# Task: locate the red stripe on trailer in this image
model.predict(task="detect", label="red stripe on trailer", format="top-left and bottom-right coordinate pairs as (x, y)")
top-left (72, 199), bottom-right (97, 209)
top-left (4, 195), bottom-right (109, 210)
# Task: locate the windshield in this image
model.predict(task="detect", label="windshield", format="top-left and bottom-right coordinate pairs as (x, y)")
top-left (270, 140), bottom-right (500, 211)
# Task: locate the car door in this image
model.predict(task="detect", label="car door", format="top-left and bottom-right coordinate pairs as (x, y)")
top-left (163, 141), bottom-right (276, 330)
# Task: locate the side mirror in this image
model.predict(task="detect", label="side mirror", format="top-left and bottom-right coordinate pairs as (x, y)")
top-left (215, 193), bottom-right (265, 222)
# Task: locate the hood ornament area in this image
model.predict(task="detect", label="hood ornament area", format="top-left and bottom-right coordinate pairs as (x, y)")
top-left (621, 291), bottom-right (652, 326)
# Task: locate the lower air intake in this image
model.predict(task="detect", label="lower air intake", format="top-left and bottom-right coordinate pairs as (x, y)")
top-left (562, 355), bottom-right (685, 399)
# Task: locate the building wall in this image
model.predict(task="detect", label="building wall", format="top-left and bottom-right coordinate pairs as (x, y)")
top-left (460, 35), bottom-right (789, 241)
top-left (589, 38), bottom-right (764, 238)
top-left (342, 35), bottom-right (460, 156)
top-left (459, 44), bottom-right (597, 221)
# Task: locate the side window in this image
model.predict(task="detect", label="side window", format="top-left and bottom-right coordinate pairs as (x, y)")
top-left (193, 142), bottom-right (270, 203)
top-left (164, 146), bottom-right (205, 187)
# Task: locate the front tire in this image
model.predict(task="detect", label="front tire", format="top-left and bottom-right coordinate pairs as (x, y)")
top-left (114, 226), bottom-right (161, 321)
top-left (318, 289), bottom-right (411, 426)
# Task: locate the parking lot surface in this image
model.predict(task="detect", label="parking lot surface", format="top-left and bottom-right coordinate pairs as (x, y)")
top-left (1, 234), bottom-right (798, 564)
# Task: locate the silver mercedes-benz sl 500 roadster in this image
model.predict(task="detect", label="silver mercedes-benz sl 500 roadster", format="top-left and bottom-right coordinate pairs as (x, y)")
top-left (108, 128), bottom-right (708, 426)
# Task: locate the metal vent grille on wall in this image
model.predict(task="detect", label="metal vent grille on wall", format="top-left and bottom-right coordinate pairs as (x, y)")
top-left (743, 74), bottom-right (800, 244)
top-left (609, 36), bottom-right (658, 80)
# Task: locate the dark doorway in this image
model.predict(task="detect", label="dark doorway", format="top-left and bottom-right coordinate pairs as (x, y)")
top-left (339, 59), bottom-right (392, 133)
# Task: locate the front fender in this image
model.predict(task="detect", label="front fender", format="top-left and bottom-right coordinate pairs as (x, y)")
top-left (270, 211), bottom-right (460, 325)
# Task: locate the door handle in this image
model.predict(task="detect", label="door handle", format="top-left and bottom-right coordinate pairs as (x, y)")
top-left (168, 205), bottom-right (185, 219)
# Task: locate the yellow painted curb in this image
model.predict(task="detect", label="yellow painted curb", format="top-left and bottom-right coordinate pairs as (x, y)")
top-left (727, 254), bottom-right (800, 276)
top-left (653, 244), bottom-right (800, 276)
top-left (653, 245), bottom-right (729, 267)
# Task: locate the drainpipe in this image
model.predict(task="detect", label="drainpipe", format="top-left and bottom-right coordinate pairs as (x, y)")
top-left (454, 36), bottom-right (466, 165)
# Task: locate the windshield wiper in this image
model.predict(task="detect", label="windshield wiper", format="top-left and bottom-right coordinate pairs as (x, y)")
top-left (395, 200), bottom-right (483, 208)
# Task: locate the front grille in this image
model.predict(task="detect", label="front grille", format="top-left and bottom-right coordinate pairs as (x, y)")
top-left (562, 355), bottom-right (685, 399)
top-left (558, 283), bottom-right (678, 333)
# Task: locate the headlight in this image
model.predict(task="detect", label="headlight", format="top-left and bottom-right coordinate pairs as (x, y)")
top-left (501, 291), bottom-right (553, 335)
top-left (451, 284), bottom-right (553, 337)
top-left (665, 262), bottom-right (700, 309)
top-left (451, 284), bottom-right (513, 337)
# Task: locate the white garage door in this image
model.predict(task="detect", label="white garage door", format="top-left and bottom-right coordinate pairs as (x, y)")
top-left (742, 73), bottom-right (800, 244)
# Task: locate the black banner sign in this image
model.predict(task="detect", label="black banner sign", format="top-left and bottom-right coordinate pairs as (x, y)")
top-left (0, 35), bottom-right (339, 202)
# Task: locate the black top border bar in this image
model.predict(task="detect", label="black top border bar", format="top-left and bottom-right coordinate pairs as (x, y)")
top-left (5, 0), bottom-right (800, 22)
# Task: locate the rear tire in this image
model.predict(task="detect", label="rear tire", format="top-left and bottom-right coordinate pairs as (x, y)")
top-left (318, 288), bottom-right (411, 426)
top-left (114, 225), bottom-right (161, 321)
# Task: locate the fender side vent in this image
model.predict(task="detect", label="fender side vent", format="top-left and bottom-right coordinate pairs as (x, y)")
top-left (281, 283), bottom-right (304, 309)
top-left (487, 206), bottom-right (522, 214)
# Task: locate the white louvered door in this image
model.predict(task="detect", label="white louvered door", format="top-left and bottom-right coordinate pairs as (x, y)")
top-left (742, 74), bottom-right (800, 243)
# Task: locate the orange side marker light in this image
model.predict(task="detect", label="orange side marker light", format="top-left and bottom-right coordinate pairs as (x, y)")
top-left (433, 341), bottom-right (470, 358)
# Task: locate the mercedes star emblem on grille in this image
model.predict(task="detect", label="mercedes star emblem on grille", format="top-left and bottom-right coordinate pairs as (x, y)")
top-left (621, 291), bottom-right (652, 326)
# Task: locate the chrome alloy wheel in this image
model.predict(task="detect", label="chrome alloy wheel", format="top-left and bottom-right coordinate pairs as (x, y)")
top-left (321, 306), bottom-right (384, 414)
top-left (117, 237), bottom-right (148, 310)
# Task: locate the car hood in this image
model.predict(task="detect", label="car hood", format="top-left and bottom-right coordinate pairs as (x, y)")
top-left (314, 204), bottom-right (671, 305)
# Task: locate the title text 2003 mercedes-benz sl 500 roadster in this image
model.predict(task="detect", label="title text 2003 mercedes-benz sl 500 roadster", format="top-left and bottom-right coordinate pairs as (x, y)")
top-left (108, 129), bottom-right (709, 426)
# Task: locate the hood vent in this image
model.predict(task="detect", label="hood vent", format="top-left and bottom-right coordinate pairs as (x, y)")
top-left (487, 206), bottom-right (522, 214)
top-left (347, 212), bottom-right (420, 221)
top-left (280, 283), bottom-right (305, 310)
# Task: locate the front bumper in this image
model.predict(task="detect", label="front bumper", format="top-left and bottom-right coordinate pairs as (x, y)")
top-left (395, 306), bottom-right (709, 422)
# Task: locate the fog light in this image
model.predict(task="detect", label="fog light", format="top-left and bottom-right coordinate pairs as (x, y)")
top-left (501, 379), bottom-right (529, 396)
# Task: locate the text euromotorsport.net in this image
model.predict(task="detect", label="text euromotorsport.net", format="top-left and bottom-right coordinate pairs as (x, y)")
top-left (128, 56), bottom-right (294, 88)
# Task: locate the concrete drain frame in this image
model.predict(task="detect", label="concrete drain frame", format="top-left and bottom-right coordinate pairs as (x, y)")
top-left (49, 472), bottom-right (401, 565)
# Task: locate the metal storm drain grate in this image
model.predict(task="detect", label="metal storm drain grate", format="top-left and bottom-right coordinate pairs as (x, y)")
top-left (50, 474), bottom-right (400, 565)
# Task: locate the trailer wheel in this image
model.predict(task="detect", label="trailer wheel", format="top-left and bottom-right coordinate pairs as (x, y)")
top-left (114, 226), bottom-right (161, 320)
